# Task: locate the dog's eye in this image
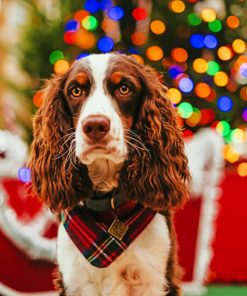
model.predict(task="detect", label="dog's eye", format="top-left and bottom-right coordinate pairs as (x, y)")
top-left (71, 86), bottom-right (82, 97)
top-left (119, 84), bottom-right (130, 95)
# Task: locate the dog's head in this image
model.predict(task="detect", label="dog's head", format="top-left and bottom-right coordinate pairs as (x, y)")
top-left (28, 53), bottom-right (190, 212)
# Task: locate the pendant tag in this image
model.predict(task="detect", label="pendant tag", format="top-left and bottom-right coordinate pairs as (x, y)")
top-left (108, 218), bottom-right (129, 240)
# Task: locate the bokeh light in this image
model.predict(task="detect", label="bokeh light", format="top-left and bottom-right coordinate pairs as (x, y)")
top-left (178, 102), bottom-right (193, 118)
top-left (150, 20), bottom-right (166, 35)
top-left (54, 59), bottom-right (70, 74)
top-left (64, 31), bottom-right (76, 44)
top-left (204, 34), bottom-right (218, 49)
top-left (131, 54), bottom-right (144, 64)
top-left (108, 6), bottom-right (124, 20)
top-left (84, 0), bottom-right (100, 13)
top-left (33, 91), bottom-right (43, 107)
top-left (231, 128), bottom-right (246, 143)
top-left (190, 34), bottom-right (204, 48)
top-left (223, 145), bottom-right (239, 163)
top-left (18, 167), bottom-right (31, 183)
top-left (193, 58), bottom-right (208, 73)
top-left (75, 31), bottom-right (96, 49)
top-left (49, 50), bottom-right (64, 64)
top-left (178, 77), bottom-right (194, 93)
top-left (217, 96), bottom-right (233, 112)
top-left (186, 108), bottom-right (201, 127)
top-left (65, 20), bottom-right (79, 32)
top-left (208, 20), bottom-right (222, 32)
top-left (199, 109), bottom-right (215, 125)
top-left (207, 61), bottom-right (220, 76)
top-left (213, 71), bottom-right (229, 87)
top-left (74, 10), bottom-right (89, 22)
top-left (217, 46), bottom-right (233, 61)
top-left (232, 39), bottom-right (246, 54)
top-left (171, 48), bottom-right (188, 63)
top-left (97, 36), bottom-right (114, 52)
top-left (195, 82), bottom-right (211, 98)
top-left (131, 32), bottom-right (146, 46)
top-left (239, 63), bottom-right (247, 78)
top-left (76, 53), bottom-right (90, 59)
top-left (242, 108), bottom-right (247, 122)
top-left (82, 16), bottom-right (98, 31)
top-left (226, 15), bottom-right (240, 29)
top-left (167, 88), bottom-right (182, 104)
top-left (187, 13), bottom-right (201, 26)
top-left (169, 0), bottom-right (186, 13)
top-left (237, 163), bottom-right (247, 177)
top-left (201, 8), bottom-right (216, 22)
top-left (216, 121), bottom-right (231, 136)
top-left (146, 46), bottom-right (163, 61)
top-left (132, 7), bottom-right (147, 20)
top-left (240, 87), bottom-right (247, 101)
top-left (168, 65), bottom-right (183, 79)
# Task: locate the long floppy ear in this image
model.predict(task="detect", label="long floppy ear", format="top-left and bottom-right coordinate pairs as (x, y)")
top-left (119, 61), bottom-right (191, 211)
top-left (28, 73), bottom-right (92, 212)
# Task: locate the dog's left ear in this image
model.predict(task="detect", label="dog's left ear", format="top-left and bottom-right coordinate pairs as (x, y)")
top-left (120, 61), bottom-right (191, 211)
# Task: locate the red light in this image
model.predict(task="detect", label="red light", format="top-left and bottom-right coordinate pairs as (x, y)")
top-left (64, 31), bottom-right (76, 44)
top-left (132, 7), bottom-right (148, 21)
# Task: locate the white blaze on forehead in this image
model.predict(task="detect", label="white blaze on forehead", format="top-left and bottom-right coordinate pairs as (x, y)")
top-left (77, 53), bottom-right (115, 118)
top-left (85, 53), bottom-right (113, 85)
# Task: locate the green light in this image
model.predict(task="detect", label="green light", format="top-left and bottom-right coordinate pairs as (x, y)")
top-left (193, 107), bottom-right (200, 114)
top-left (178, 102), bottom-right (193, 119)
top-left (216, 121), bottom-right (231, 136)
top-left (82, 16), bottom-right (98, 31)
top-left (208, 20), bottom-right (222, 32)
top-left (49, 50), bottom-right (64, 64)
top-left (187, 13), bottom-right (202, 26)
top-left (207, 61), bottom-right (220, 76)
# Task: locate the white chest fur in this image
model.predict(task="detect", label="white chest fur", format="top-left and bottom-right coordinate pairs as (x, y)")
top-left (57, 213), bottom-right (170, 296)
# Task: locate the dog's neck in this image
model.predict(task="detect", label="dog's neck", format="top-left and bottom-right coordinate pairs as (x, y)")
top-left (87, 159), bottom-right (123, 192)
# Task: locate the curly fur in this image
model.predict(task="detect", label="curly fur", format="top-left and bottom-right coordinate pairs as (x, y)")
top-left (28, 54), bottom-right (190, 212)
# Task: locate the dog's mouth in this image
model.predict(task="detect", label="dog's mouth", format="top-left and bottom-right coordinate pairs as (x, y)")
top-left (83, 145), bottom-right (111, 156)
top-left (78, 144), bottom-right (125, 165)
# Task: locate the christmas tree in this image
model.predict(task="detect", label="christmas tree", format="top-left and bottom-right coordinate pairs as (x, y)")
top-left (7, 0), bottom-right (247, 159)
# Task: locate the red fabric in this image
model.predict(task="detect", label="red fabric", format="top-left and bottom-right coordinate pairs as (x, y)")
top-left (208, 163), bottom-right (247, 283)
top-left (2, 178), bottom-right (43, 220)
top-left (0, 178), bottom-right (57, 293)
top-left (175, 198), bottom-right (202, 281)
top-left (63, 203), bottom-right (156, 268)
top-left (0, 229), bottom-right (55, 293)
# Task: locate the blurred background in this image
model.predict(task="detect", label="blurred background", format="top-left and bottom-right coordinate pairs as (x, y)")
top-left (0, 0), bottom-right (246, 295)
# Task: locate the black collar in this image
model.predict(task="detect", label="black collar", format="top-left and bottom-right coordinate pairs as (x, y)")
top-left (85, 189), bottom-right (126, 212)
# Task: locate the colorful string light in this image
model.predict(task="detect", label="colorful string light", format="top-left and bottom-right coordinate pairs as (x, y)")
top-left (18, 167), bottom-right (31, 183)
top-left (97, 36), bottom-right (114, 52)
top-left (43, 2), bottom-right (247, 153)
top-left (217, 96), bottom-right (233, 112)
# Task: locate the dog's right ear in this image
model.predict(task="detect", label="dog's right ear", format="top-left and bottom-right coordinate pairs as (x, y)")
top-left (28, 72), bottom-right (92, 213)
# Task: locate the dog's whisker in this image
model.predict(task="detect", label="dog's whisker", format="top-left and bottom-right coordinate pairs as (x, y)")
top-left (124, 135), bottom-right (151, 158)
top-left (57, 132), bottom-right (75, 145)
top-left (125, 140), bottom-right (142, 158)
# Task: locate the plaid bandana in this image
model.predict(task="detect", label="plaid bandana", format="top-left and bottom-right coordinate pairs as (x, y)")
top-left (62, 202), bottom-right (156, 268)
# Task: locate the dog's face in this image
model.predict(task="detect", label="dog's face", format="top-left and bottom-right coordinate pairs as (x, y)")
top-left (63, 54), bottom-right (142, 165)
top-left (29, 52), bottom-right (190, 212)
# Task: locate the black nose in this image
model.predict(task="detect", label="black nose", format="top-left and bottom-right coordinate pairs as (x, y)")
top-left (82, 115), bottom-right (110, 140)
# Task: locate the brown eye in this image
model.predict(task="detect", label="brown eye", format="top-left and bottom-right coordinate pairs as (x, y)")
top-left (119, 84), bottom-right (130, 95)
top-left (71, 86), bottom-right (82, 97)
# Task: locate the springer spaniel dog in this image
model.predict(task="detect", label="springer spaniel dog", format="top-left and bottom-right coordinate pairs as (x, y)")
top-left (28, 53), bottom-right (190, 296)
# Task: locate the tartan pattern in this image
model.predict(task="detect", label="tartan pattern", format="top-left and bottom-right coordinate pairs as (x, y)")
top-left (62, 203), bottom-right (156, 268)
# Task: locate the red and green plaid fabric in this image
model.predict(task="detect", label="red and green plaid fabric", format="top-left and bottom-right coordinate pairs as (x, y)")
top-left (62, 202), bottom-right (156, 268)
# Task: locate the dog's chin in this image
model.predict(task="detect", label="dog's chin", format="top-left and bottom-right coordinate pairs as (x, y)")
top-left (77, 147), bottom-right (126, 166)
